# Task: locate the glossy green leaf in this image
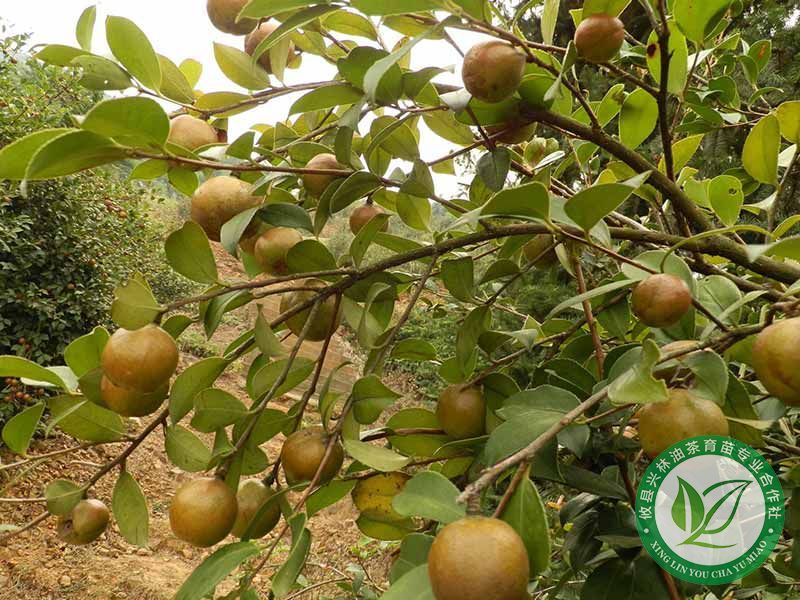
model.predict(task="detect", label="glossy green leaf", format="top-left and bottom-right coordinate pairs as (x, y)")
top-left (112, 471), bottom-right (149, 547)
top-left (110, 276), bottom-right (162, 330)
top-left (214, 43), bottom-right (270, 90)
top-left (25, 130), bottom-right (127, 180)
top-left (2, 402), bottom-right (45, 455)
top-left (344, 440), bottom-right (410, 471)
top-left (72, 55), bottom-right (133, 90)
top-left (565, 172), bottom-right (651, 231)
top-left (608, 341), bottom-right (668, 406)
top-left (191, 389), bottom-right (248, 433)
top-left (48, 396), bottom-right (126, 442)
top-left (673, 0), bottom-right (733, 43)
top-left (165, 425), bottom-right (212, 472)
top-left (105, 16), bottom-right (161, 89)
top-left (169, 357), bottom-right (229, 424)
top-left (75, 5), bottom-right (97, 51)
top-left (64, 327), bottom-right (108, 378)
top-left (82, 97), bottom-right (169, 148)
top-left (0, 129), bottom-right (71, 180)
top-left (392, 471), bottom-right (466, 524)
top-left (45, 479), bottom-right (83, 516)
top-left (619, 89), bottom-right (658, 150)
top-left (708, 175), bottom-right (744, 227)
top-left (290, 84), bottom-right (363, 115)
top-left (500, 477), bottom-right (551, 576)
top-left (175, 542), bottom-right (260, 600)
top-left (742, 114), bottom-right (780, 185)
top-left (777, 101), bottom-right (800, 144)
top-left (165, 222), bottom-right (219, 284)
top-left (0, 355), bottom-right (69, 389)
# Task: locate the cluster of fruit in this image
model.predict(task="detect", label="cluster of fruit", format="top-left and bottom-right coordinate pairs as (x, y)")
top-left (2, 377), bottom-right (42, 404)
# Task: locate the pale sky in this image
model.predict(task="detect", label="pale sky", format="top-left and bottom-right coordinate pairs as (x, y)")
top-left (2, 1), bottom-right (493, 197)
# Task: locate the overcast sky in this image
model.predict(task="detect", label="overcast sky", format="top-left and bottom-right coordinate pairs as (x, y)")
top-left (3, 1), bottom-right (494, 197)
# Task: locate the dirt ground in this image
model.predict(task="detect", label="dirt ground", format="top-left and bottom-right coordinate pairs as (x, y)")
top-left (0, 246), bottom-right (416, 599)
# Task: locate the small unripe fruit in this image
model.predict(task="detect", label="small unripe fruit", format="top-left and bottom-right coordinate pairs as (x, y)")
top-left (206, 0), bottom-right (257, 35)
top-left (100, 376), bottom-right (169, 417)
top-left (231, 480), bottom-right (281, 539)
top-left (253, 227), bottom-right (303, 275)
top-left (428, 517), bottom-right (530, 600)
top-left (637, 389), bottom-right (729, 458)
top-left (101, 325), bottom-right (178, 393)
top-left (351, 473), bottom-right (409, 522)
top-left (169, 477), bottom-right (238, 547)
top-left (349, 204), bottom-right (388, 235)
top-left (574, 14), bottom-right (625, 64)
top-left (280, 426), bottom-right (344, 485)
top-left (437, 384), bottom-right (486, 440)
top-left (191, 176), bottom-right (262, 242)
top-left (279, 279), bottom-right (342, 342)
top-left (655, 340), bottom-right (700, 381)
top-left (752, 317), bottom-right (800, 405)
top-left (545, 138), bottom-right (560, 155)
top-left (245, 22), bottom-right (295, 72)
top-left (522, 235), bottom-right (558, 268)
top-left (524, 137), bottom-right (548, 165)
top-left (57, 499), bottom-right (110, 545)
top-left (631, 274), bottom-right (692, 328)
top-left (486, 120), bottom-right (536, 145)
top-left (302, 153), bottom-right (346, 197)
top-left (462, 41), bottom-right (526, 104)
top-left (168, 115), bottom-right (218, 151)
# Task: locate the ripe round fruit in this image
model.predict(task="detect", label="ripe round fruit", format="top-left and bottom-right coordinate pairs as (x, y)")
top-left (752, 317), bottom-right (800, 405)
top-left (168, 115), bottom-right (218, 151)
top-left (428, 517), bottom-right (530, 600)
top-left (522, 235), bottom-right (558, 268)
top-left (349, 204), bottom-right (388, 235)
top-left (206, 0), bottom-right (257, 35)
top-left (245, 22), bottom-right (295, 72)
top-left (637, 388), bottom-right (729, 458)
top-left (574, 14), bottom-right (625, 64)
top-left (57, 499), bottom-right (110, 545)
top-left (302, 153), bottom-right (346, 197)
top-left (231, 479), bottom-right (281, 539)
top-left (280, 426), bottom-right (344, 485)
top-left (486, 120), bottom-right (537, 145)
top-left (351, 472), bottom-right (410, 522)
top-left (191, 176), bottom-right (262, 242)
top-left (631, 273), bottom-right (692, 328)
top-left (437, 384), bottom-right (486, 440)
top-left (253, 227), bottom-right (303, 275)
top-left (169, 477), bottom-right (238, 547)
top-left (279, 279), bottom-right (342, 342)
top-left (101, 325), bottom-right (179, 393)
top-left (100, 376), bottom-right (169, 417)
top-left (462, 41), bottom-right (526, 104)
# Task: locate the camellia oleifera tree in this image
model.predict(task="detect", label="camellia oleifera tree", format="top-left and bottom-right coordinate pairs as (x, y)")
top-left (2, 0), bottom-right (800, 598)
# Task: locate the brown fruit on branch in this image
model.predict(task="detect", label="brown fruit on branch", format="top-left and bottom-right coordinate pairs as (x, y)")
top-left (231, 479), bottom-right (281, 539)
top-left (279, 279), bottom-right (342, 341)
top-left (637, 388), bottom-right (729, 458)
top-left (169, 477), bottom-right (238, 547)
top-left (244, 22), bottom-right (296, 72)
top-left (486, 120), bottom-right (537, 145)
top-left (191, 175), bottom-right (262, 242)
top-left (631, 273), bottom-right (692, 328)
top-left (101, 325), bottom-right (178, 393)
top-left (253, 227), bottom-right (303, 275)
top-left (206, 0), bottom-right (257, 35)
top-left (522, 235), bottom-right (558, 268)
top-left (57, 499), bottom-right (110, 545)
top-left (574, 14), bottom-right (625, 64)
top-left (168, 115), bottom-right (218, 151)
top-left (349, 204), bottom-right (388, 235)
top-left (351, 472), bottom-right (410, 522)
top-left (437, 384), bottom-right (486, 440)
top-left (280, 426), bottom-right (344, 485)
top-left (752, 317), bottom-right (800, 405)
top-left (462, 41), bottom-right (526, 104)
top-left (302, 153), bottom-right (346, 197)
top-left (428, 516), bottom-right (530, 600)
top-left (100, 376), bottom-right (169, 417)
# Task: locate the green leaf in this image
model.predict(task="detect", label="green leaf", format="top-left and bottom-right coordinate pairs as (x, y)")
top-left (476, 148), bottom-right (511, 192)
top-left (390, 339), bottom-right (437, 361)
top-left (307, 480), bottom-right (356, 517)
top-left (157, 55), bottom-right (196, 104)
top-left (330, 172), bottom-right (382, 213)
top-left (0, 129), bottom-right (71, 180)
top-left (165, 222), bottom-right (219, 284)
top-left (777, 101), bottom-right (800, 144)
top-left (290, 84), bottom-right (363, 115)
top-left (389, 534), bottom-right (434, 583)
top-left (105, 16), bottom-right (161, 90)
top-left (165, 425), bottom-right (212, 472)
top-left (2, 402), bottom-right (45, 455)
top-left (287, 239), bottom-right (337, 273)
top-left (565, 172), bottom-right (650, 231)
top-left (64, 327), bottom-right (108, 379)
top-left (72, 55), bottom-right (133, 90)
top-left (175, 542), bottom-right (260, 600)
top-left (659, 134), bottom-right (704, 173)
top-left (48, 396), bottom-right (126, 442)
top-left (392, 471), bottom-right (466, 524)
top-left (352, 0), bottom-right (438, 15)
top-left (581, 0), bottom-right (631, 17)
top-left (272, 516), bottom-right (312, 599)
top-left (742, 114), bottom-right (780, 185)
top-left (240, 0), bottom-right (331, 18)
top-left (25, 130), bottom-right (127, 180)
top-left (541, 0), bottom-right (560, 45)
top-left (250, 357), bottom-right (316, 400)
top-left (204, 290), bottom-right (253, 338)
top-left (45, 479), bottom-right (83, 516)
top-left (441, 257), bottom-right (474, 302)
top-left (191, 389), bottom-right (248, 433)
top-left (325, 10), bottom-right (379, 40)
top-left (350, 212), bottom-right (390, 267)
top-left (254, 308), bottom-right (287, 358)
top-left (260, 203), bottom-right (314, 231)
top-left (581, 556), bottom-right (671, 600)
top-left (82, 97), bottom-right (169, 148)
top-left (75, 5), bottom-right (97, 51)
top-left (169, 357), bottom-right (229, 424)
top-left (481, 182), bottom-right (550, 221)
top-left (673, 0), bottom-right (733, 44)
top-left (619, 89), bottom-right (658, 150)
top-left (500, 477), bottom-right (551, 576)
top-left (352, 375), bottom-right (401, 424)
top-left (708, 175), bottom-right (744, 227)
top-left (344, 440), bottom-right (410, 471)
top-left (168, 168), bottom-right (199, 197)
top-left (180, 59), bottom-right (203, 87)
top-left (112, 471), bottom-right (149, 547)
top-left (396, 193), bottom-right (431, 231)
top-left (34, 44), bottom-right (91, 66)
top-left (213, 43), bottom-right (270, 90)
top-left (672, 477), bottom-right (705, 532)
top-left (0, 356), bottom-right (69, 389)
top-left (251, 5), bottom-right (339, 62)
top-left (608, 341), bottom-right (668, 406)
top-left (646, 23), bottom-right (688, 95)
top-left (380, 564), bottom-right (435, 599)
top-left (111, 276), bottom-right (162, 330)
